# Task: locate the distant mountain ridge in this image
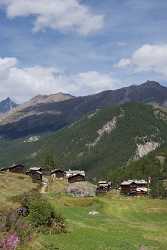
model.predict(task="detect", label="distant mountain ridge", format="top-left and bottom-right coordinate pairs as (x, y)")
top-left (0, 97), bottom-right (17, 114)
top-left (0, 80), bottom-right (167, 138)
top-left (22, 93), bottom-right (74, 107)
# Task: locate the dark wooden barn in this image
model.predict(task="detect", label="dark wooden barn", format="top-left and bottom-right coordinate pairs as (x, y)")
top-left (0, 164), bottom-right (25, 174)
top-left (26, 167), bottom-right (42, 182)
top-left (51, 169), bottom-right (65, 179)
top-left (96, 181), bottom-right (112, 193)
top-left (68, 173), bottom-right (85, 183)
top-left (120, 180), bottom-right (148, 196)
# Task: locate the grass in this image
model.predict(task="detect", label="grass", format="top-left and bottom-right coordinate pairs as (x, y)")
top-left (0, 172), bottom-right (38, 210)
top-left (47, 178), bottom-right (68, 193)
top-left (1, 175), bottom-right (167, 250)
top-left (22, 191), bottom-right (167, 250)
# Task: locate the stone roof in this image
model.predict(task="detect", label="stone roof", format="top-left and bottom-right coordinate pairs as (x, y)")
top-left (121, 179), bottom-right (147, 185)
top-left (66, 170), bottom-right (85, 178)
top-left (29, 167), bottom-right (41, 171)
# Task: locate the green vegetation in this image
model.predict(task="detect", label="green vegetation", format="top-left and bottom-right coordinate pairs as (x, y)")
top-left (110, 147), bottom-right (167, 184)
top-left (16, 192), bottom-right (66, 235)
top-left (0, 173), bottom-right (38, 248)
top-left (21, 192), bottom-right (167, 250)
top-left (1, 173), bottom-right (167, 250)
top-left (0, 103), bottom-right (167, 182)
top-left (0, 177), bottom-right (66, 249)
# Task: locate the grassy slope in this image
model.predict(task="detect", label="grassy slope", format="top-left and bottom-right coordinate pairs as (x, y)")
top-left (22, 192), bottom-right (167, 250)
top-left (1, 175), bottom-right (167, 250)
top-left (0, 172), bottom-right (38, 211)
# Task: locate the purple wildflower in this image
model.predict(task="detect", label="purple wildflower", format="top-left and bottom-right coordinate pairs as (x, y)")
top-left (1, 233), bottom-right (20, 250)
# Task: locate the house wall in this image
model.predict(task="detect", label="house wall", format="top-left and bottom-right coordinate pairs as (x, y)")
top-left (68, 175), bottom-right (85, 183)
top-left (55, 171), bottom-right (65, 178)
top-left (9, 165), bottom-right (25, 174)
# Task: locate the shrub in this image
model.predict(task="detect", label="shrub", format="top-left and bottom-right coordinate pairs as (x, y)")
top-left (28, 198), bottom-right (55, 227)
top-left (19, 192), bottom-right (66, 233)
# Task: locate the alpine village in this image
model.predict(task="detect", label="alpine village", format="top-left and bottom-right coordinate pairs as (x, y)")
top-left (1, 81), bottom-right (167, 250)
top-left (1, 1), bottom-right (167, 249)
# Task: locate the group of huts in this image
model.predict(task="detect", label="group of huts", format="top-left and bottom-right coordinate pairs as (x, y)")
top-left (0, 163), bottom-right (149, 196)
top-left (0, 164), bottom-right (86, 184)
top-left (0, 164), bottom-right (43, 182)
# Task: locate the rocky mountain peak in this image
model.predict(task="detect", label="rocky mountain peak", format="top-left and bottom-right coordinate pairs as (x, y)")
top-left (0, 97), bottom-right (17, 114)
top-left (141, 80), bottom-right (161, 88)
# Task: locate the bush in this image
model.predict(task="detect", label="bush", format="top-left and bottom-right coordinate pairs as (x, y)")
top-left (28, 198), bottom-right (55, 227)
top-left (19, 192), bottom-right (66, 233)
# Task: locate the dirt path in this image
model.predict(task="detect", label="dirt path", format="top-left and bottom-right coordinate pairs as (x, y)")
top-left (40, 177), bottom-right (48, 193)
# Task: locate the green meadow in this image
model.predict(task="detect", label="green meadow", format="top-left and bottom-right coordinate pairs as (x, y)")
top-left (23, 192), bottom-right (167, 250)
top-left (1, 174), bottom-right (167, 250)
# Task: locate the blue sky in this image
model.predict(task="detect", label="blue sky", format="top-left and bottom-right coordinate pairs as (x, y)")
top-left (0, 0), bottom-right (167, 102)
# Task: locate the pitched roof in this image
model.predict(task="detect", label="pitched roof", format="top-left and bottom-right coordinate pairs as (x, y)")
top-left (121, 179), bottom-right (147, 185)
top-left (29, 167), bottom-right (41, 171)
top-left (51, 169), bottom-right (64, 174)
top-left (66, 170), bottom-right (85, 178)
top-left (68, 173), bottom-right (85, 179)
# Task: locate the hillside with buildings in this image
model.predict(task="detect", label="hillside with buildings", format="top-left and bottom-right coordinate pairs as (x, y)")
top-left (0, 167), bottom-right (167, 250)
top-left (0, 103), bottom-right (167, 182)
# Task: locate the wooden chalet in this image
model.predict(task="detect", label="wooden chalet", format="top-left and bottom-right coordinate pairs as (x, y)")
top-left (0, 164), bottom-right (25, 174)
top-left (120, 180), bottom-right (148, 196)
top-left (96, 181), bottom-right (112, 193)
top-left (66, 170), bottom-right (85, 178)
top-left (68, 173), bottom-right (85, 183)
top-left (26, 167), bottom-right (42, 182)
top-left (51, 169), bottom-right (65, 179)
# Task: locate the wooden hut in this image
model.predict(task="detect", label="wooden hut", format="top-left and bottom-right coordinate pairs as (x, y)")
top-left (0, 164), bottom-right (25, 174)
top-left (120, 180), bottom-right (148, 196)
top-left (68, 173), bottom-right (85, 183)
top-left (51, 169), bottom-right (65, 179)
top-left (26, 167), bottom-right (42, 182)
top-left (96, 181), bottom-right (111, 193)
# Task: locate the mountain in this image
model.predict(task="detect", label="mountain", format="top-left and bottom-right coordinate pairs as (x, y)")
top-left (0, 97), bottom-right (17, 114)
top-left (0, 103), bottom-right (167, 180)
top-left (0, 81), bottom-right (167, 138)
top-left (19, 93), bottom-right (74, 108)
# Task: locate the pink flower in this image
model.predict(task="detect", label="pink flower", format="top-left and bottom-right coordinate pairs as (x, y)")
top-left (1, 233), bottom-right (20, 250)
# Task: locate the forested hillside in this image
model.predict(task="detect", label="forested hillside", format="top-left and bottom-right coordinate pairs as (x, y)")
top-left (0, 103), bottom-right (167, 180)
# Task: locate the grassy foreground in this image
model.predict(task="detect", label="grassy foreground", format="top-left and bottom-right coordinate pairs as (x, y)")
top-left (1, 174), bottom-right (167, 250)
top-left (23, 192), bottom-right (167, 250)
top-left (0, 172), bottom-right (38, 211)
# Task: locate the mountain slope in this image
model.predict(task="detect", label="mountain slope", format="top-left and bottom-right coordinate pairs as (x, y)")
top-left (0, 97), bottom-right (17, 114)
top-left (0, 103), bottom-right (167, 179)
top-left (0, 81), bottom-right (167, 138)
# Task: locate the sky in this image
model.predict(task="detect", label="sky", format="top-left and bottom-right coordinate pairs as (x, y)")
top-left (0, 0), bottom-right (167, 103)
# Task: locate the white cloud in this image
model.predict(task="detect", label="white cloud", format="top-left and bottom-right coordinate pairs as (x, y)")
top-left (74, 71), bottom-right (117, 94)
top-left (115, 44), bottom-right (167, 76)
top-left (0, 0), bottom-right (104, 35)
top-left (0, 57), bottom-right (117, 103)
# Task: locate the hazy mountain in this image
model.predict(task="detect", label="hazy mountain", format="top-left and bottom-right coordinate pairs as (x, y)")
top-left (0, 81), bottom-right (167, 138)
top-left (0, 97), bottom-right (17, 114)
top-left (20, 93), bottom-right (74, 108)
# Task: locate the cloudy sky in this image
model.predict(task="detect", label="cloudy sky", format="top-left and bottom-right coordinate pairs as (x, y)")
top-left (0, 0), bottom-right (167, 102)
